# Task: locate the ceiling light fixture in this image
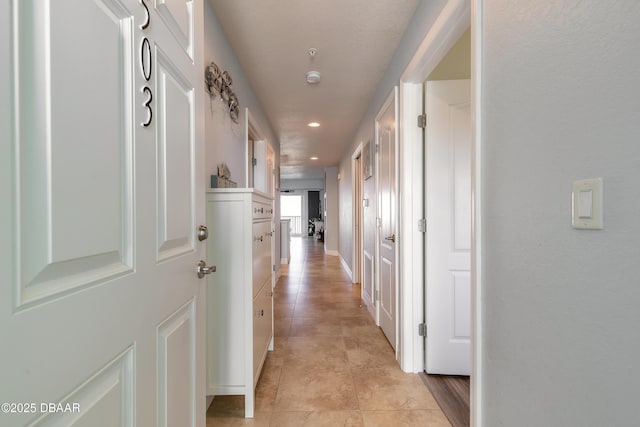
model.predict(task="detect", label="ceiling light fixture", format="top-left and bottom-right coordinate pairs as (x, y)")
top-left (308, 122), bottom-right (320, 127)
top-left (310, 156), bottom-right (319, 160)
top-left (306, 71), bottom-right (321, 84)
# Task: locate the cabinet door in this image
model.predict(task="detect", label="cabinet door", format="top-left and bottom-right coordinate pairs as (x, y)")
top-left (252, 220), bottom-right (271, 296)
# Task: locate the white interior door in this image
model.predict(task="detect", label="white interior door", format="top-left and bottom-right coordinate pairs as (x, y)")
top-left (425, 79), bottom-right (471, 375)
top-left (377, 88), bottom-right (398, 350)
top-left (0, 1), bottom-right (205, 426)
top-left (361, 148), bottom-right (377, 320)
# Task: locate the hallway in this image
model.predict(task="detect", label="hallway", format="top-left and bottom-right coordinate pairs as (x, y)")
top-left (207, 237), bottom-right (450, 426)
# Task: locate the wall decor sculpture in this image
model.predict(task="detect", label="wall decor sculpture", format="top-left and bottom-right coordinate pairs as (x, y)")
top-left (205, 61), bottom-right (239, 123)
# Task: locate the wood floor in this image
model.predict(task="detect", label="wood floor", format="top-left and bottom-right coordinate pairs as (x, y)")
top-left (206, 237), bottom-right (451, 426)
top-left (420, 373), bottom-right (470, 427)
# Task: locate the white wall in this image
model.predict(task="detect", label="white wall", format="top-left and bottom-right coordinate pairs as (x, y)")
top-left (324, 167), bottom-right (339, 255)
top-left (480, 1), bottom-right (640, 425)
top-left (337, 0), bottom-right (447, 270)
top-left (204, 2), bottom-right (277, 186)
top-left (280, 179), bottom-right (324, 191)
top-left (338, 162), bottom-right (353, 265)
top-left (204, 2), bottom-right (281, 271)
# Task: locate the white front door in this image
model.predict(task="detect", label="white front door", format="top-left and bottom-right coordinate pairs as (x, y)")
top-left (425, 79), bottom-right (471, 375)
top-left (377, 88), bottom-right (398, 350)
top-left (0, 1), bottom-right (205, 426)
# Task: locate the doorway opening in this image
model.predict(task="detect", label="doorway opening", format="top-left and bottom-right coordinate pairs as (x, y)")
top-left (280, 194), bottom-right (303, 236)
top-left (421, 26), bottom-right (471, 427)
top-left (307, 191), bottom-right (322, 239)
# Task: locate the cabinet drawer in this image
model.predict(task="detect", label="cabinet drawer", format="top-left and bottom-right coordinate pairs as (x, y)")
top-left (252, 201), bottom-right (273, 219)
top-left (252, 221), bottom-right (272, 296)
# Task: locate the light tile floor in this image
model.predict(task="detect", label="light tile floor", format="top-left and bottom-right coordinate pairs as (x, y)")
top-left (206, 237), bottom-right (450, 427)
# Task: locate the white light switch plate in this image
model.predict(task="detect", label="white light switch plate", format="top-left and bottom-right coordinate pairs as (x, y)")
top-left (572, 178), bottom-right (603, 229)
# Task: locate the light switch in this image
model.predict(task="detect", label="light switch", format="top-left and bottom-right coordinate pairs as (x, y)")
top-left (577, 189), bottom-right (593, 218)
top-left (572, 178), bottom-right (603, 229)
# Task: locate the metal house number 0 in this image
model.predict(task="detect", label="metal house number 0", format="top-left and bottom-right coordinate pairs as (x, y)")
top-left (140, 0), bottom-right (152, 127)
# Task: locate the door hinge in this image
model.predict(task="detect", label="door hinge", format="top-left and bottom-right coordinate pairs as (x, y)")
top-left (273, 264), bottom-right (276, 272)
top-left (418, 323), bottom-right (427, 337)
top-left (418, 218), bottom-right (427, 233)
top-left (417, 113), bottom-right (427, 129)
top-left (375, 290), bottom-right (380, 301)
top-left (252, 158), bottom-right (257, 166)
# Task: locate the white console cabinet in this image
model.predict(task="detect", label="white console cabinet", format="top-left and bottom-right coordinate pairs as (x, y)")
top-left (205, 188), bottom-right (274, 418)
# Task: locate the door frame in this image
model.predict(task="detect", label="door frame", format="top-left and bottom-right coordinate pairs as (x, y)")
top-left (351, 142), bottom-right (363, 284)
top-left (397, 0), bottom-right (483, 425)
top-left (245, 108), bottom-right (265, 188)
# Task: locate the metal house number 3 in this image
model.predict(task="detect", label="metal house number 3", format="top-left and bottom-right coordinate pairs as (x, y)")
top-left (140, 0), bottom-right (152, 127)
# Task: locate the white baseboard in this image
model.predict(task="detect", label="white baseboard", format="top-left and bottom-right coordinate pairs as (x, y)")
top-left (339, 254), bottom-right (353, 280)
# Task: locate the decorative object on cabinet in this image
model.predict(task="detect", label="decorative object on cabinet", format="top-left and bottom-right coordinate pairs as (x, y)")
top-left (210, 163), bottom-right (237, 188)
top-left (206, 189), bottom-right (275, 418)
top-left (205, 61), bottom-right (240, 123)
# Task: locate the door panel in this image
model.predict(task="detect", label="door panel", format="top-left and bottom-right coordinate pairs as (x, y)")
top-left (380, 256), bottom-right (394, 324)
top-left (425, 79), bottom-right (471, 375)
top-left (362, 249), bottom-right (375, 317)
top-left (156, 48), bottom-right (195, 261)
top-left (1, 1), bottom-right (205, 426)
top-left (14, 0), bottom-right (135, 307)
top-left (156, 0), bottom-right (193, 57)
top-left (361, 153), bottom-right (377, 320)
top-left (377, 88), bottom-right (398, 350)
top-left (157, 301), bottom-right (197, 427)
top-left (31, 347), bottom-right (135, 427)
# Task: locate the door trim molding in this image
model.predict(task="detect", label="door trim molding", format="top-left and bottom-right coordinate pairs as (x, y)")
top-left (351, 142), bottom-right (363, 285)
top-left (398, 81), bottom-right (424, 372)
top-left (245, 108), bottom-right (266, 188)
top-left (470, 1), bottom-right (483, 425)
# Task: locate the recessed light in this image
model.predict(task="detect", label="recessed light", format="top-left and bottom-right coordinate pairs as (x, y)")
top-left (308, 122), bottom-right (320, 127)
top-left (310, 156), bottom-right (319, 160)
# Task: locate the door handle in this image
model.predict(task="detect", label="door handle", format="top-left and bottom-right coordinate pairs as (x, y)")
top-left (196, 260), bottom-right (216, 278)
top-left (384, 234), bottom-right (396, 243)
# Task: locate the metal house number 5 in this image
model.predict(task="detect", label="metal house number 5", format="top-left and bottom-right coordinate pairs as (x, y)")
top-left (140, 0), bottom-right (152, 127)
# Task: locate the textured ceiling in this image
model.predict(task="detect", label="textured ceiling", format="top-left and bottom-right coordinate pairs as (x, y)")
top-left (209, 0), bottom-right (419, 179)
